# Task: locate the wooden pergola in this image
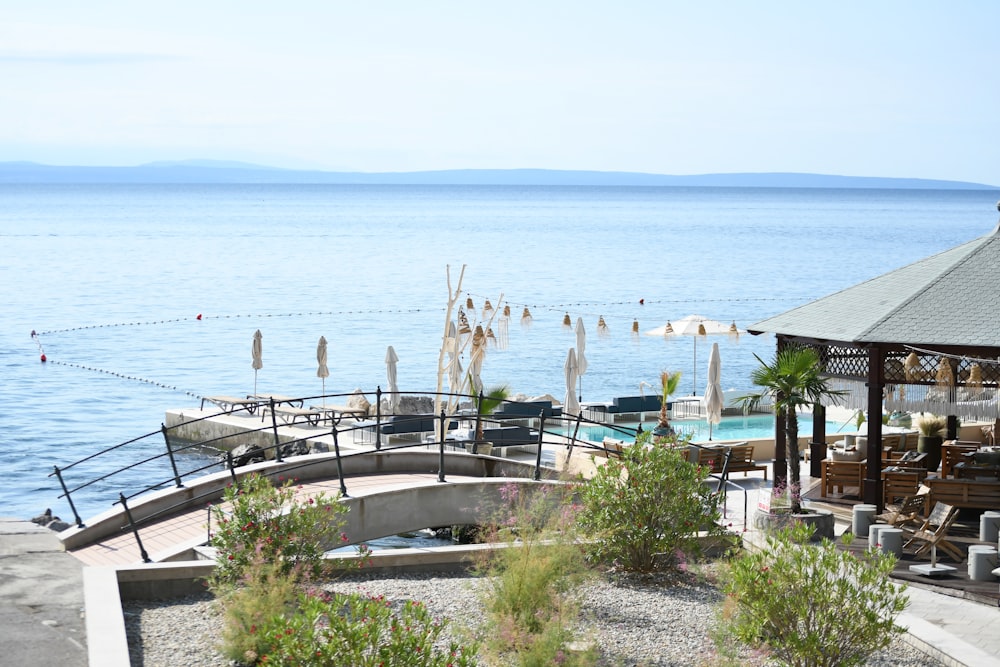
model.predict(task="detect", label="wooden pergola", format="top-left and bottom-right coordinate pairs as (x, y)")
top-left (748, 216), bottom-right (1000, 509)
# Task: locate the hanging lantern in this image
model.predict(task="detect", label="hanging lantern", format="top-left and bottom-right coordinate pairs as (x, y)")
top-left (486, 326), bottom-right (497, 347)
top-left (904, 352), bottom-right (920, 381)
top-left (728, 321), bottom-right (740, 342)
top-left (562, 312), bottom-right (572, 329)
top-left (663, 321), bottom-right (674, 335)
top-left (697, 323), bottom-right (707, 336)
top-left (521, 307), bottom-right (532, 327)
top-left (935, 357), bottom-right (954, 387)
top-left (503, 304), bottom-right (511, 318)
top-left (597, 315), bottom-right (610, 338)
top-left (631, 319), bottom-right (639, 334)
top-left (969, 363), bottom-right (983, 390)
top-left (483, 299), bottom-right (493, 319)
top-left (466, 297), bottom-right (474, 310)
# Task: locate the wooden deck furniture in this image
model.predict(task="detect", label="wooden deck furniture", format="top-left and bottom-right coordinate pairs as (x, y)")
top-left (942, 442), bottom-right (981, 477)
top-left (903, 502), bottom-right (964, 562)
top-left (924, 477), bottom-right (1000, 510)
top-left (696, 444), bottom-right (766, 478)
top-left (882, 469), bottom-right (926, 506)
top-left (820, 459), bottom-right (865, 497)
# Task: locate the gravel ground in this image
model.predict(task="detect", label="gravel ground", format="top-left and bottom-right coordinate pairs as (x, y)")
top-left (125, 569), bottom-right (944, 667)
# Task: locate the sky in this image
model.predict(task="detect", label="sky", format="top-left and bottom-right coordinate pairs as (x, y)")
top-left (2, 1), bottom-right (998, 185)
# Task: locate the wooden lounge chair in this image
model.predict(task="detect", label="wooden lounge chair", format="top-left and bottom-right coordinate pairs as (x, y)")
top-left (876, 493), bottom-right (925, 530)
top-left (903, 502), bottom-right (964, 562)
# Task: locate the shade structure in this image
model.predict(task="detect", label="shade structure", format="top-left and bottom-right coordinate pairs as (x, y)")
top-left (703, 342), bottom-right (723, 440)
top-left (644, 315), bottom-right (741, 395)
top-left (251, 329), bottom-right (263, 395)
top-left (385, 345), bottom-right (400, 414)
top-left (575, 317), bottom-right (588, 401)
top-left (316, 336), bottom-right (329, 405)
top-left (563, 347), bottom-right (580, 417)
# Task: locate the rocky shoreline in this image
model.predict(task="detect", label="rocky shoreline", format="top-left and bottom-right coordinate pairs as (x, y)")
top-left (125, 569), bottom-right (944, 667)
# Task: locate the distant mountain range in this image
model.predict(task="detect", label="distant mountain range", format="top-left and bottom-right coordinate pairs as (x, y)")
top-left (1, 160), bottom-right (996, 189)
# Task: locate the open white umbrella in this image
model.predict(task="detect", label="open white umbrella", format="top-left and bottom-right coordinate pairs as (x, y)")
top-left (316, 336), bottom-right (329, 406)
top-left (644, 315), bottom-right (740, 395)
top-left (564, 347), bottom-right (580, 417)
top-left (575, 317), bottom-right (588, 402)
top-left (251, 329), bottom-right (263, 395)
top-left (704, 342), bottom-right (724, 440)
top-left (385, 345), bottom-right (400, 414)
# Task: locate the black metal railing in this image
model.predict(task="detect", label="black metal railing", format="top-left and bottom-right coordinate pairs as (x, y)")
top-left (50, 389), bottom-right (751, 550)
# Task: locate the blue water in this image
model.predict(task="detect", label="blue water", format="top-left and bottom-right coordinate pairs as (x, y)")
top-left (560, 414), bottom-right (847, 443)
top-left (2, 184), bottom-right (997, 520)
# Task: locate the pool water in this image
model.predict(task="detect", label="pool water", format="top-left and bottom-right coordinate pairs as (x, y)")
top-left (561, 414), bottom-right (848, 443)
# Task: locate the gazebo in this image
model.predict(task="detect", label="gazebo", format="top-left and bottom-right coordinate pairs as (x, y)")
top-left (748, 209), bottom-right (1000, 508)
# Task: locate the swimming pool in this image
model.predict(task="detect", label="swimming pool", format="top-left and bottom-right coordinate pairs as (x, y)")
top-left (559, 414), bottom-right (847, 443)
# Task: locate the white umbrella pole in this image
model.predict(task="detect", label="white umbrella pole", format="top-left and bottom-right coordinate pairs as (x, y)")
top-left (692, 337), bottom-right (698, 396)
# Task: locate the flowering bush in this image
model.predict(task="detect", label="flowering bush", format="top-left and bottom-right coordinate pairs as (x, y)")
top-left (719, 523), bottom-right (908, 667)
top-left (576, 431), bottom-right (725, 572)
top-left (209, 473), bottom-right (350, 586)
top-left (476, 481), bottom-right (597, 665)
top-left (241, 589), bottom-right (477, 667)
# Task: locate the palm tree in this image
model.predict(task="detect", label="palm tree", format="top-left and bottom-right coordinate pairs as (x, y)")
top-left (737, 346), bottom-right (845, 513)
top-left (653, 370), bottom-right (683, 437)
top-left (471, 382), bottom-right (512, 441)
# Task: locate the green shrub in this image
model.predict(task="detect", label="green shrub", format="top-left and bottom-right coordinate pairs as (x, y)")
top-left (719, 523), bottom-right (909, 667)
top-left (244, 589), bottom-right (477, 666)
top-left (208, 473), bottom-right (350, 588)
top-left (575, 432), bottom-right (724, 572)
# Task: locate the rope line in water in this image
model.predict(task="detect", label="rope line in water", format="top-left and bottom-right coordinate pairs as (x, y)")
top-left (28, 294), bottom-right (803, 397)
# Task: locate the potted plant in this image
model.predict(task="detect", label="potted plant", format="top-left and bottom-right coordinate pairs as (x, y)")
top-left (916, 413), bottom-right (947, 472)
top-left (652, 370), bottom-right (682, 438)
top-left (468, 382), bottom-right (511, 455)
top-left (738, 345), bottom-right (846, 523)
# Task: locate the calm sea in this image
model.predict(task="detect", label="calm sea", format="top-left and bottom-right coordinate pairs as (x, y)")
top-left (1, 183), bottom-right (997, 521)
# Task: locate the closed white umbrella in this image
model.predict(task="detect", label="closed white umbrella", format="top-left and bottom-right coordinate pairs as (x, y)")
top-left (644, 315), bottom-right (741, 395)
top-left (704, 342), bottom-right (724, 440)
top-left (316, 336), bottom-right (329, 406)
top-left (385, 345), bottom-right (400, 414)
top-left (251, 329), bottom-right (263, 395)
top-left (575, 317), bottom-right (588, 402)
top-left (564, 347), bottom-right (580, 417)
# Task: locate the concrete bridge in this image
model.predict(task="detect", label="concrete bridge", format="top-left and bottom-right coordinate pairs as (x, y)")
top-left (60, 450), bottom-right (564, 567)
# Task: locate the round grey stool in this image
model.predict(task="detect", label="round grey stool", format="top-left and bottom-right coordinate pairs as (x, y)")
top-left (869, 524), bottom-right (888, 550)
top-left (968, 545), bottom-right (999, 582)
top-left (980, 511), bottom-right (1000, 542)
top-left (853, 504), bottom-right (878, 538)
top-left (877, 528), bottom-right (903, 557)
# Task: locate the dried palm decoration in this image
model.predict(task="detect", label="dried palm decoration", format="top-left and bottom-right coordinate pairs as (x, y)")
top-left (697, 323), bottom-right (707, 336)
top-left (904, 352), bottom-right (920, 381)
top-left (663, 321), bottom-right (674, 335)
top-left (562, 312), bottom-right (572, 329)
top-left (466, 297), bottom-right (475, 310)
top-left (728, 321), bottom-right (740, 342)
top-left (631, 319), bottom-right (640, 335)
top-left (486, 326), bottom-right (497, 347)
top-left (482, 299), bottom-right (493, 319)
top-left (521, 307), bottom-right (532, 328)
top-left (503, 304), bottom-right (511, 318)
